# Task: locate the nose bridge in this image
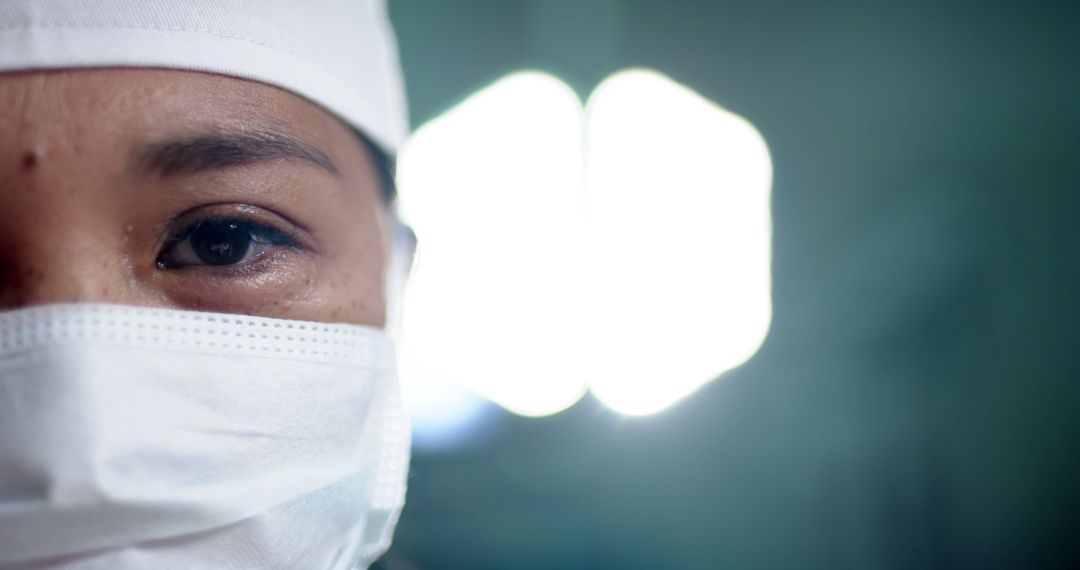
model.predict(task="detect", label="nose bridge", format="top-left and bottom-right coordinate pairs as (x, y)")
top-left (0, 216), bottom-right (136, 308)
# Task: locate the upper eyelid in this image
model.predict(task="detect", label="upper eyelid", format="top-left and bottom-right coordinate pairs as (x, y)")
top-left (164, 207), bottom-right (305, 246)
top-left (171, 217), bottom-right (297, 243)
top-left (168, 201), bottom-right (314, 234)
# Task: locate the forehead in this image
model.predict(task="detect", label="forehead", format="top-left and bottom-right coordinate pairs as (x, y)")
top-left (0, 68), bottom-right (362, 160)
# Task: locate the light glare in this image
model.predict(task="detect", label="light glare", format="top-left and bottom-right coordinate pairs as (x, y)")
top-left (397, 68), bottom-right (773, 422)
top-left (397, 71), bottom-right (589, 418)
top-left (582, 69), bottom-right (773, 415)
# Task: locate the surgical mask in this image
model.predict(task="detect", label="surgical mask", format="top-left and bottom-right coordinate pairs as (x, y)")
top-left (0, 304), bottom-right (409, 570)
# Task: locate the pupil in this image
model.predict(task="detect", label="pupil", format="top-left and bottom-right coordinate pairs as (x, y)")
top-left (190, 220), bottom-right (251, 265)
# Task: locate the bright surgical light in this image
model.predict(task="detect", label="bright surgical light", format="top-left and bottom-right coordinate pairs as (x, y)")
top-left (398, 68), bottom-right (773, 422)
top-left (397, 71), bottom-right (588, 418)
top-left (582, 69), bottom-right (773, 415)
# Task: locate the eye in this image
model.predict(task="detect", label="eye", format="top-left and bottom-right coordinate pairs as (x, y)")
top-left (156, 217), bottom-right (299, 270)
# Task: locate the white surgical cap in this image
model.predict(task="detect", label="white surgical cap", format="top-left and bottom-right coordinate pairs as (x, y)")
top-left (0, 0), bottom-right (409, 155)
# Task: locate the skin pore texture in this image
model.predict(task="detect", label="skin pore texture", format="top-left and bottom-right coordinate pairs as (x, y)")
top-left (0, 68), bottom-right (391, 327)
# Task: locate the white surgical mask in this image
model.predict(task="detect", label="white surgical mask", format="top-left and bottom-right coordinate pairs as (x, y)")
top-left (0, 304), bottom-right (409, 570)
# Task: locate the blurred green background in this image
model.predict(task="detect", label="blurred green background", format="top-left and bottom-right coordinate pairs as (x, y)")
top-left (379, 1), bottom-right (1079, 568)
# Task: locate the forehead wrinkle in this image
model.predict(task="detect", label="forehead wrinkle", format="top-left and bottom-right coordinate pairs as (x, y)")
top-left (136, 129), bottom-right (340, 177)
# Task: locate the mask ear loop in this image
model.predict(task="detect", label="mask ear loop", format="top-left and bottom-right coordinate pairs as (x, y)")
top-left (384, 217), bottom-right (417, 338)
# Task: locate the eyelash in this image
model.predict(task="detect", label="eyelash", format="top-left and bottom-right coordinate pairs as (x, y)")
top-left (155, 216), bottom-right (301, 271)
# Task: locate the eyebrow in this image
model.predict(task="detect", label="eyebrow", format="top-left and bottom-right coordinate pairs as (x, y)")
top-left (137, 130), bottom-right (339, 176)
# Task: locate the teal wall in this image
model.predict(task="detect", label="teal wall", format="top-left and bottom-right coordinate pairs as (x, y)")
top-left (382, 1), bottom-right (1080, 568)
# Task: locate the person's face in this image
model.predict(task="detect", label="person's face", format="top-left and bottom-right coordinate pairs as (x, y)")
top-left (0, 68), bottom-right (390, 326)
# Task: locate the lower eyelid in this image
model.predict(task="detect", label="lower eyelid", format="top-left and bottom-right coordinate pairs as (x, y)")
top-left (189, 247), bottom-right (296, 278)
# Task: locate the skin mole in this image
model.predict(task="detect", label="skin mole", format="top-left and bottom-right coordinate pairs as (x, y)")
top-left (21, 149), bottom-right (41, 170)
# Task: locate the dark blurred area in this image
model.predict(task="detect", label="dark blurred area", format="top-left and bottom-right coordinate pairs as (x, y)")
top-left (379, 0), bottom-right (1080, 568)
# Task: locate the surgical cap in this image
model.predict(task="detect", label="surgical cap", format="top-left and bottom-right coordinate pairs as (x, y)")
top-left (0, 0), bottom-right (409, 156)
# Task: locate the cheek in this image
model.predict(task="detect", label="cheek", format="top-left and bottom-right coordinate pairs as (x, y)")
top-left (309, 253), bottom-right (387, 325)
top-left (306, 216), bottom-right (389, 326)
